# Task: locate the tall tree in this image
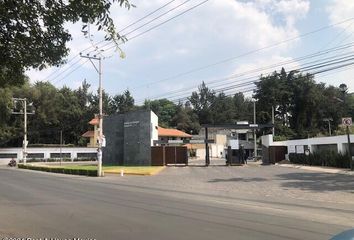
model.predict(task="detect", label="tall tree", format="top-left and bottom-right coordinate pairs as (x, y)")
top-left (189, 82), bottom-right (215, 124)
top-left (0, 0), bottom-right (133, 87)
top-left (210, 93), bottom-right (236, 124)
top-left (112, 90), bottom-right (135, 113)
top-left (172, 102), bottom-right (200, 134)
top-left (143, 99), bottom-right (177, 127)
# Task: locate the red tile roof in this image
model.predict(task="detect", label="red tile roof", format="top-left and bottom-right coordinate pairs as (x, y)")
top-left (82, 131), bottom-right (94, 138)
top-left (89, 117), bottom-right (99, 126)
top-left (158, 127), bottom-right (192, 138)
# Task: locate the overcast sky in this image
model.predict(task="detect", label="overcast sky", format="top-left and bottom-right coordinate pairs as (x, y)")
top-left (27, 0), bottom-right (354, 104)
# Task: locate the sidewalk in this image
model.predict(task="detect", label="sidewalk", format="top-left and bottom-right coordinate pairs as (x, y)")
top-left (276, 163), bottom-right (354, 176)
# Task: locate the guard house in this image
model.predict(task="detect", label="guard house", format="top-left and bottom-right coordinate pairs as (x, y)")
top-left (202, 123), bottom-right (273, 166)
top-left (103, 110), bottom-right (158, 166)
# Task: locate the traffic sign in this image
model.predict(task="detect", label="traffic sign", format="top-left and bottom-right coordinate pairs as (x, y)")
top-left (342, 117), bottom-right (352, 126)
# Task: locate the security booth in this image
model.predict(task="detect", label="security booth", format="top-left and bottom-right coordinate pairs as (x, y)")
top-left (202, 123), bottom-right (273, 166)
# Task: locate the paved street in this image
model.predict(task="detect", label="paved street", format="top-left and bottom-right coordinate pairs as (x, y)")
top-left (0, 164), bottom-right (353, 240)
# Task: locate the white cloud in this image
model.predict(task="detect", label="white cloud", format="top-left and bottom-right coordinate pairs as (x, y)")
top-left (327, 0), bottom-right (354, 24)
top-left (326, 0), bottom-right (354, 91)
top-left (26, 0), bottom-right (312, 98)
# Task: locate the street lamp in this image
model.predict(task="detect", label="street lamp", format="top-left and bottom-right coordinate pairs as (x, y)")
top-left (339, 83), bottom-right (353, 171)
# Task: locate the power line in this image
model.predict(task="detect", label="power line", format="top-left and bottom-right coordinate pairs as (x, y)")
top-left (124, 0), bottom-right (193, 37)
top-left (83, 0), bottom-right (200, 55)
top-left (154, 56), bottom-right (354, 104)
top-left (52, 59), bottom-right (90, 85)
top-left (135, 43), bottom-right (354, 103)
top-left (119, 0), bottom-right (178, 33)
top-left (46, 11), bottom-right (354, 89)
top-left (44, 0), bottom-right (185, 82)
top-left (131, 17), bottom-right (354, 90)
top-left (102, 0), bottom-right (210, 52)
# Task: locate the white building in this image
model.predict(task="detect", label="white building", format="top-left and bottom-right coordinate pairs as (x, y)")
top-left (0, 147), bottom-right (97, 165)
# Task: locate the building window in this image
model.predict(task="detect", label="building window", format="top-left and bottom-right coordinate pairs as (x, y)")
top-left (28, 153), bottom-right (45, 159)
top-left (77, 153), bottom-right (97, 159)
top-left (0, 153), bottom-right (17, 159)
top-left (50, 153), bottom-right (71, 158)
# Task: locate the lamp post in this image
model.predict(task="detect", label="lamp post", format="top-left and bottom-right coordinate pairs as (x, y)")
top-left (253, 101), bottom-right (257, 158)
top-left (339, 83), bottom-right (353, 171)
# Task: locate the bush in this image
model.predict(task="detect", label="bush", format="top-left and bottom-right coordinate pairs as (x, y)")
top-left (18, 164), bottom-right (98, 176)
top-left (73, 158), bottom-right (96, 162)
top-left (289, 151), bottom-right (350, 168)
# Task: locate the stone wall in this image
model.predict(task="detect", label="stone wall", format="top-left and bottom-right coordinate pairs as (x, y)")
top-left (103, 110), bottom-right (157, 166)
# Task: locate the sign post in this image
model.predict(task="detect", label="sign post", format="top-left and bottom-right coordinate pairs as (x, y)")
top-left (342, 117), bottom-right (353, 170)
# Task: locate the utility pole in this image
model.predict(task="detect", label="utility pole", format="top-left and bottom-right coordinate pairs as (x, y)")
top-left (12, 98), bottom-right (34, 165)
top-left (272, 106), bottom-right (275, 136)
top-left (253, 101), bottom-right (257, 158)
top-left (80, 53), bottom-right (103, 176)
top-left (60, 130), bottom-right (63, 165)
top-left (339, 83), bottom-right (353, 171)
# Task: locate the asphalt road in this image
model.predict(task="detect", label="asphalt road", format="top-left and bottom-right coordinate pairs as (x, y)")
top-left (0, 166), bottom-right (353, 240)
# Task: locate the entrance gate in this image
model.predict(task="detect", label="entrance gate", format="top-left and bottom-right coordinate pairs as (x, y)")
top-left (202, 123), bottom-right (273, 166)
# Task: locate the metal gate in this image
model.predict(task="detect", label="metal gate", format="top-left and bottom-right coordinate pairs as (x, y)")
top-left (151, 146), bottom-right (188, 166)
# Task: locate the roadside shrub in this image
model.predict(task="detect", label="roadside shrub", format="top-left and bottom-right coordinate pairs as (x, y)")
top-left (73, 158), bottom-right (96, 162)
top-left (18, 164), bottom-right (98, 176)
top-left (289, 151), bottom-right (350, 168)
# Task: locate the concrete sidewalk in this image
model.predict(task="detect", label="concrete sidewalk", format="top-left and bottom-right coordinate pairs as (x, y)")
top-left (276, 163), bottom-right (354, 176)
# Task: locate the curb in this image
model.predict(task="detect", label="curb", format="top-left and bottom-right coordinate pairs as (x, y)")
top-left (104, 166), bottom-right (166, 176)
top-left (276, 164), bottom-right (354, 176)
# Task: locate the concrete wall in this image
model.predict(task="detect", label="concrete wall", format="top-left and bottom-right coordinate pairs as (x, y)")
top-left (0, 147), bottom-right (97, 165)
top-left (196, 144), bottom-right (226, 158)
top-left (151, 112), bottom-right (158, 146)
top-left (262, 134), bottom-right (354, 154)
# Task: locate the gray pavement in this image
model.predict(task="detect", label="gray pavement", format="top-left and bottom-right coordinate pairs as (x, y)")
top-left (0, 164), bottom-right (353, 240)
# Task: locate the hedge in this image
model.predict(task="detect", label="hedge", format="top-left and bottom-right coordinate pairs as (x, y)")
top-left (19, 158), bottom-right (95, 163)
top-left (18, 164), bottom-right (98, 176)
top-left (289, 150), bottom-right (350, 168)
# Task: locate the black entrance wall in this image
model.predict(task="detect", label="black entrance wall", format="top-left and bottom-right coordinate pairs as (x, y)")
top-left (103, 110), bottom-right (155, 166)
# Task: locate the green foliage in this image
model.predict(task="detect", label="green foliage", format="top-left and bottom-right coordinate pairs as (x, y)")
top-left (0, 80), bottom-right (110, 147)
top-left (143, 99), bottom-right (177, 127)
top-left (289, 151), bottom-right (349, 168)
top-left (254, 68), bottom-right (352, 139)
top-left (112, 90), bottom-right (135, 113)
top-left (189, 83), bottom-right (254, 126)
top-left (273, 135), bottom-right (288, 141)
top-left (172, 103), bottom-right (200, 134)
top-left (189, 82), bottom-right (215, 124)
top-left (0, 0), bottom-right (133, 87)
top-left (18, 164), bottom-right (98, 176)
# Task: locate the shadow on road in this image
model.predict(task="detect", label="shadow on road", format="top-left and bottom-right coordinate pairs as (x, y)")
top-left (276, 172), bottom-right (354, 192)
top-left (208, 177), bottom-right (267, 183)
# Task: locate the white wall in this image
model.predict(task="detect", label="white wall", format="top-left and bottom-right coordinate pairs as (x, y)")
top-left (0, 147), bottom-right (97, 165)
top-left (262, 134), bottom-right (354, 154)
top-left (196, 144), bottom-right (226, 158)
top-left (150, 111), bottom-right (159, 146)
